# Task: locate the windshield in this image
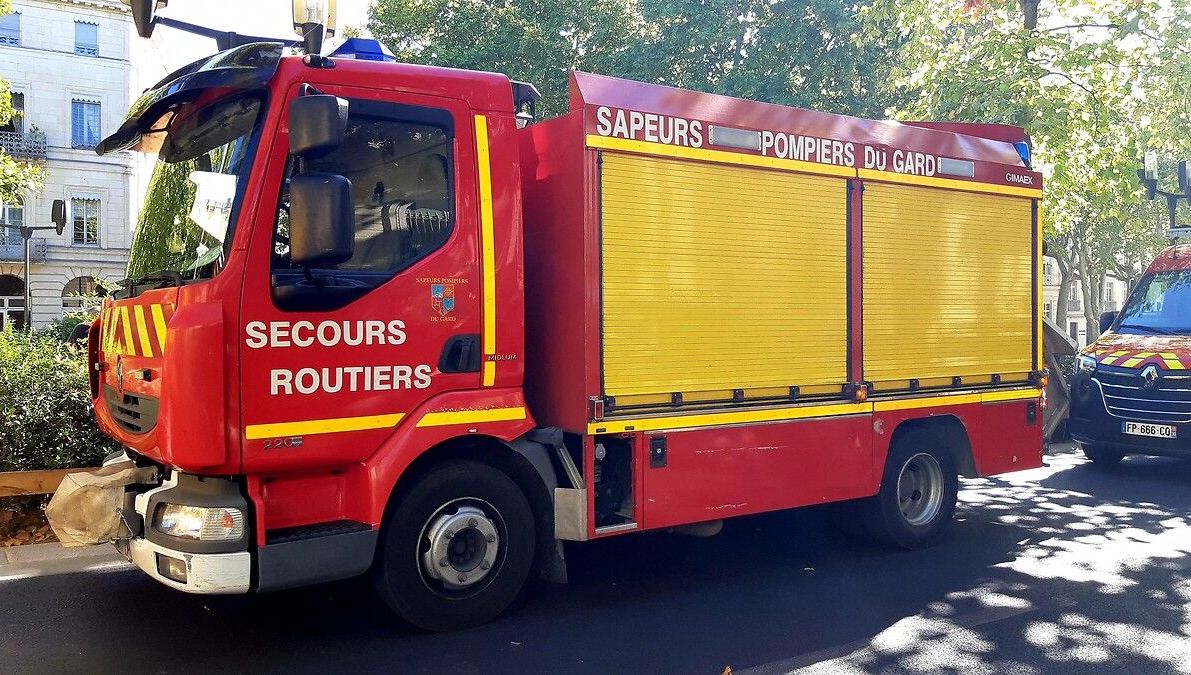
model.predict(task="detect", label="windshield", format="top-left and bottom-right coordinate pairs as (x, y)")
top-left (1114, 270), bottom-right (1191, 335)
top-left (125, 94), bottom-right (264, 281)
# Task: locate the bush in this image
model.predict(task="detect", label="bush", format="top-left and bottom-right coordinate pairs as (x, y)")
top-left (38, 311), bottom-right (95, 343)
top-left (0, 328), bottom-right (117, 471)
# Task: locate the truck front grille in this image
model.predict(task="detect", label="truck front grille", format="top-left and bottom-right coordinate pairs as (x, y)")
top-left (1094, 369), bottom-right (1191, 423)
top-left (103, 385), bottom-right (160, 434)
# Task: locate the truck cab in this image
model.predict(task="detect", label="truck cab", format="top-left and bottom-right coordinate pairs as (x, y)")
top-left (85, 42), bottom-right (548, 627)
top-left (1070, 244), bottom-right (1191, 464)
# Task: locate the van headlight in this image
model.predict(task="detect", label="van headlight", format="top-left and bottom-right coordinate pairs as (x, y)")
top-left (154, 504), bottom-right (244, 541)
top-left (1076, 354), bottom-right (1097, 373)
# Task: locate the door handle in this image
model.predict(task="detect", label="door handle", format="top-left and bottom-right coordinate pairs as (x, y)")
top-left (439, 334), bottom-right (481, 373)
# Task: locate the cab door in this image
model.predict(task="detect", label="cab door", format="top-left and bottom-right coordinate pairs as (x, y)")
top-left (238, 85), bottom-right (482, 475)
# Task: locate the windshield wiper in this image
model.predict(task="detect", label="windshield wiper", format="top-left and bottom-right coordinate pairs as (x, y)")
top-left (115, 270), bottom-right (184, 299)
top-left (1117, 323), bottom-right (1178, 335)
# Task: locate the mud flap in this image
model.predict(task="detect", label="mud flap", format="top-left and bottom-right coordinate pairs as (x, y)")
top-left (45, 462), bottom-right (157, 547)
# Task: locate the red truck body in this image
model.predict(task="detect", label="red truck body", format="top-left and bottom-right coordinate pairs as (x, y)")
top-left (72, 42), bottom-right (1045, 629)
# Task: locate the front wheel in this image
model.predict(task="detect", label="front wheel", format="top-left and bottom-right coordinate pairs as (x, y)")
top-left (861, 430), bottom-right (959, 549)
top-left (372, 461), bottom-right (535, 631)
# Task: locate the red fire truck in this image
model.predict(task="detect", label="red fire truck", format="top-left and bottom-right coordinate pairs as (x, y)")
top-left (50, 39), bottom-right (1045, 630)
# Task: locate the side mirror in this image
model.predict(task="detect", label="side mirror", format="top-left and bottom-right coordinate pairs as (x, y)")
top-left (1099, 311), bottom-right (1118, 335)
top-left (289, 95), bottom-right (348, 158)
top-left (1180, 161), bottom-right (1190, 202)
top-left (51, 199), bottom-right (67, 236)
top-left (289, 173), bottom-right (354, 267)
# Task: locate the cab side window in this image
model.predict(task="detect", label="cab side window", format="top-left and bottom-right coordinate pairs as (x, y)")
top-left (274, 99), bottom-right (454, 277)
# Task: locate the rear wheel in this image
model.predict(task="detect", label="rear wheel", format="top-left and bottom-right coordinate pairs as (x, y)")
top-left (861, 429), bottom-right (959, 549)
top-left (373, 461), bottom-right (535, 631)
top-left (1082, 443), bottom-right (1124, 467)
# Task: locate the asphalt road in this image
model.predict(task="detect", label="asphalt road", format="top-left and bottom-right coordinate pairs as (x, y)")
top-left (2, 443), bottom-right (1190, 674)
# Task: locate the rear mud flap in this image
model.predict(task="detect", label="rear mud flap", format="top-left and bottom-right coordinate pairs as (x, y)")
top-left (45, 462), bottom-right (157, 547)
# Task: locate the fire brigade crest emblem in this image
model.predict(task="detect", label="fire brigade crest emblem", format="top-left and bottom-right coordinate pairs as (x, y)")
top-left (431, 283), bottom-right (455, 316)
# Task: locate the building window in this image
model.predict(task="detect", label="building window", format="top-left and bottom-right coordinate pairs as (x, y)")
top-left (1, 92), bottom-right (24, 134)
top-left (1068, 286), bottom-right (1082, 312)
top-left (1, 197), bottom-right (23, 246)
top-left (74, 21), bottom-right (98, 56)
top-left (72, 197), bottom-right (100, 245)
top-left (62, 275), bottom-right (105, 310)
top-left (0, 273), bottom-right (25, 330)
top-left (1044, 301), bottom-right (1052, 320)
top-left (71, 100), bottom-right (100, 149)
top-left (0, 13), bottom-right (20, 47)
top-left (1069, 321), bottom-right (1079, 340)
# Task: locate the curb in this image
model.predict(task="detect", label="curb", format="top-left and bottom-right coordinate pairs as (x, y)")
top-left (0, 541), bottom-right (120, 567)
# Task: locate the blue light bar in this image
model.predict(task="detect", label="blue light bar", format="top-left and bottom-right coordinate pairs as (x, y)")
top-left (329, 38), bottom-right (396, 62)
top-left (1014, 141), bottom-right (1032, 169)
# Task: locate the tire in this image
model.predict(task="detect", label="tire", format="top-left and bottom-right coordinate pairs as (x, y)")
top-left (372, 461), bottom-right (535, 631)
top-left (861, 429), bottom-right (959, 549)
top-left (1082, 443), bottom-right (1124, 467)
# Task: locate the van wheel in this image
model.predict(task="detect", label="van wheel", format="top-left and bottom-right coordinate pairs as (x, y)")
top-left (373, 461), bottom-right (535, 631)
top-left (1082, 444), bottom-right (1124, 467)
top-left (862, 429), bottom-right (959, 549)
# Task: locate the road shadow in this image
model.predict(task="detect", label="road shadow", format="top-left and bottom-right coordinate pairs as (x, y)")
top-left (0, 446), bottom-right (1187, 674)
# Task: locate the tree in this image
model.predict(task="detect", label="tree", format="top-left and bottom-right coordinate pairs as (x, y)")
top-left (0, 0), bottom-right (44, 206)
top-left (368, 0), bottom-right (911, 118)
top-left (862, 0), bottom-right (1186, 333)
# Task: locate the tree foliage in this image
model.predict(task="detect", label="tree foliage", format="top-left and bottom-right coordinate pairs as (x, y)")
top-left (862, 0), bottom-right (1189, 328)
top-left (368, 0), bottom-right (910, 117)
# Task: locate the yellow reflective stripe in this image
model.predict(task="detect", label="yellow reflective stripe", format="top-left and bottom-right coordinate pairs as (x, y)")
top-left (475, 115), bottom-right (497, 387)
top-left (119, 306), bottom-right (135, 356)
top-left (150, 304), bottom-right (168, 355)
top-left (587, 134), bottom-right (855, 179)
top-left (1164, 359), bottom-right (1185, 370)
top-left (1120, 352), bottom-right (1154, 368)
top-left (873, 393), bottom-right (982, 412)
top-left (133, 305), bottom-right (154, 358)
top-left (101, 307), bottom-right (113, 353)
top-left (244, 413), bottom-right (405, 440)
top-left (1035, 200), bottom-right (1043, 370)
top-left (587, 402), bottom-right (872, 435)
top-left (417, 406), bottom-right (527, 428)
top-left (857, 168), bottom-right (1043, 199)
top-left (979, 388), bottom-right (1043, 404)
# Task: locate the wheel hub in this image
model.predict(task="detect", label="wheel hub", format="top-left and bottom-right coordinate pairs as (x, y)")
top-left (897, 452), bottom-right (944, 527)
top-left (421, 505), bottom-right (500, 590)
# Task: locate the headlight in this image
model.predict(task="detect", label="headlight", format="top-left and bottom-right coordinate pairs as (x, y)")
top-left (155, 504), bottom-right (244, 541)
top-left (1076, 354), bottom-right (1097, 373)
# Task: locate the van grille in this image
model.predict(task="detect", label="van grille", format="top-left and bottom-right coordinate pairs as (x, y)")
top-left (103, 385), bottom-right (160, 434)
top-left (1093, 369), bottom-right (1191, 423)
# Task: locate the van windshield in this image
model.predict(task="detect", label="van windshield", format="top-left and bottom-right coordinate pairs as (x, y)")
top-left (1114, 270), bottom-right (1191, 335)
top-left (125, 94), bottom-right (264, 281)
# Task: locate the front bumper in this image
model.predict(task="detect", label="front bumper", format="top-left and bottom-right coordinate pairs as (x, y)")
top-left (1069, 371), bottom-right (1191, 458)
top-left (105, 453), bottom-right (252, 594)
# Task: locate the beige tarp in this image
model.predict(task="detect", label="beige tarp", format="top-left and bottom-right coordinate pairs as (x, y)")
top-left (45, 462), bottom-right (157, 547)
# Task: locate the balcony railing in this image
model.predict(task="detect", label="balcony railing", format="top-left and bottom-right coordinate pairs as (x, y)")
top-left (0, 131), bottom-right (47, 161)
top-left (0, 238), bottom-right (47, 262)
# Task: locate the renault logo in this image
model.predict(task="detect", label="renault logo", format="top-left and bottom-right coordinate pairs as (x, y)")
top-left (1141, 364), bottom-right (1160, 389)
top-left (115, 356), bottom-right (125, 393)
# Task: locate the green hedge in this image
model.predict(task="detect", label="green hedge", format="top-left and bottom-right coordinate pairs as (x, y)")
top-left (0, 327), bottom-right (117, 472)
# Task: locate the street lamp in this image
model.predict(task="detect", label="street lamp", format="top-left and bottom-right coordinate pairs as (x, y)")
top-left (0, 199), bottom-right (66, 330)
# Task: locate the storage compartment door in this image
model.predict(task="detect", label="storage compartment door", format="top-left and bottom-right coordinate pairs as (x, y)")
top-left (600, 152), bottom-right (849, 403)
top-left (863, 183), bottom-right (1034, 388)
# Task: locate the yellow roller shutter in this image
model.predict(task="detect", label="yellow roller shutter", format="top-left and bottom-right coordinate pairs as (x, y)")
top-left (600, 152), bottom-right (848, 401)
top-left (863, 183), bottom-right (1033, 386)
